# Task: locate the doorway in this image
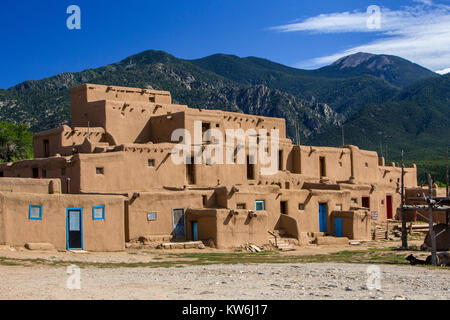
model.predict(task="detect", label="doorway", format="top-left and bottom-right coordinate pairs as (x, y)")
top-left (66, 208), bottom-right (83, 250)
top-left (280, 201), bottom-right (288, 215)
top-left (335, 218), bottom-right (343, 237)
top-left (186, 157), bottom-right (195, 185)
top-left (172, 208), bottom-right (185, 238)
top-left (319, 203), bottom-right (327, 233)
top-left (362, 197), bottom-right (370, 209)
top-left (386, 195), bottom-right (393, 219)
top-left (192, 221), bottom-right (198, 241)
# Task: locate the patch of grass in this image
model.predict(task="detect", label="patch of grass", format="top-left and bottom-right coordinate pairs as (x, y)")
top-left (0, 247), bottom-right (447, 269)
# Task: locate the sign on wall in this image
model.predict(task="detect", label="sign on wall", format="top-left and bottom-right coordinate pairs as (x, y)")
top-left (371, 211), bottom-right (378, 220)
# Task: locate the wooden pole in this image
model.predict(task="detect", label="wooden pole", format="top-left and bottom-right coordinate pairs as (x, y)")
top-left (341, 125), bottom-right (345, 147)
top-left (401, 150), bottom-right (408, 249)
top-left (446, 146), bottom-right (449, 198)
top-left (428, 174), bottom-right (437, 266)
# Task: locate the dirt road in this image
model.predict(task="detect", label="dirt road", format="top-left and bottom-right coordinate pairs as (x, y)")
top-left (1, 262), bottom-right (449, 300)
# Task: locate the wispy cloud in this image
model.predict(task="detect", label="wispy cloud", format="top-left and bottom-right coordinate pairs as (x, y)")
top-left (272, 1), bottom-right (450, 72)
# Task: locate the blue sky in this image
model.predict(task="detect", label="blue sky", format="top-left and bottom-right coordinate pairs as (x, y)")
top-left (1, 0), bottom-right (449, 88)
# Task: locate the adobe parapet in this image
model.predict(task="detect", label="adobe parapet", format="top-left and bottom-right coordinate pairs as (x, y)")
top-left (71, 83), bottom-right (172, 105)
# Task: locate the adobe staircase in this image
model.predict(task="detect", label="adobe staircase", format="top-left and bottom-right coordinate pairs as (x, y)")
top-left (268, 230), bottom-right (297, 251)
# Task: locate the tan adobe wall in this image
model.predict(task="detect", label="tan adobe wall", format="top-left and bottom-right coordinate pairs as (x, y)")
top-left (149, 112), bottom-right (186, 143)
top-left (33, 125), bottom-right (106, 158)
top-left (77, 147), bottom-right (188, 193)
top-left (103, 101), bottom-right (187, 145)
top-left (0, 192), bottom-right (125, 251)
top-left (126, 190), bottom-right (206, 241)
top-left (331, 210), bottom-right (372, 240)
top-left (296, 146), bottom-right (353, 181)
top-left (0, 157), bottom-right (81, 194)
top-left (186, 208), bottom-right (269, 249)
top-left (71, 84), bottom-right (171, 107)
top-left (0, 178), bottom-right (61, 194)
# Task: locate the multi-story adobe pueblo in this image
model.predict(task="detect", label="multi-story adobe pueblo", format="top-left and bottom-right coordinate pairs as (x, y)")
top-left (0, 84), bottom-right (419, 251)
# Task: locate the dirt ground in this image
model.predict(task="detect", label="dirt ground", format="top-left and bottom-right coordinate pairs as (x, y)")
top-left (1, 239), bottom-right (449, 300)
top-left (0, 262), bottom-right (449, 300)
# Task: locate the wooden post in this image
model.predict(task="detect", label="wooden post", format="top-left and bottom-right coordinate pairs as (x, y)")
top-left (446, 146), bottom-right (449, 198)
top-left (401, 150), bottom-right (408, 249)
top-left (428, 174), bottom-right (437, 266)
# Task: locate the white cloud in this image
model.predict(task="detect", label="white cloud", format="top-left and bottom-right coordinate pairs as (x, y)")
top-left (272, 1), bottom-right (450, 71)
top-left (436, 67), bottom-right (450, 74)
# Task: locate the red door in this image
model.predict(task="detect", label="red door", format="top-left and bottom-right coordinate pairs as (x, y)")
top-left (386, 195), bottom-right (393, 219)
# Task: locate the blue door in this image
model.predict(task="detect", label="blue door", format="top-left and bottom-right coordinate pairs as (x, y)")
top-left (319, 203), bottom-right (327, 233)
top-left (66, 208), bottom-right (83, 250)
top-left (192, 222), bottom-right (198, 241)
top-left (335, 218), bottom-right (343, 237)
top-left (172, 208), bottom-right (185, 238)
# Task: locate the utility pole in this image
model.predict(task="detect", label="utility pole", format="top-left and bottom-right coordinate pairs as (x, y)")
top-left (379, 142), bottom-right (384, 161)
top-left (386, 144), bottom-right (389, 164)
top-left (427, 174), bottom-right (437, 266)
top-left (446, 146), bottom-right (449, 198)
top-left (401, 150), bottom-right (407, 249)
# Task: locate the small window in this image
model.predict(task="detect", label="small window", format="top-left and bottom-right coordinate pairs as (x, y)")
top-left (44, 139), bottom-right (50, 158)
top-left (0, 171), bottom-right (3, 177)
top-left (148, 159), bottom-right (155, 167)
top-left (32, 168), bottom-right (39, 178)
top-left (147, 212), bottom-right (157, 221)
top-left (298, 203), bottom-right (305, 211)
top-left (202, 122), bottom-right (211, 141)
top-left (351, 198), bottom-right (357, 204)
top-left (236, 203), bottom-right (246, 209)
top-left (255, 200), bottom-right (265, 211)
top-left (336, 204), bottom-right (343, 211)
top-left (29, 205), bottom-right (42, 220)
top-left (278, 150), bottom-right (283, 171)
top-left (202, 195), bottom-right (208, 206)
top-left (42, 169), bottom-right (47, 178)
top-left (61, 168), bottom-right (66, 176)
top-left (215, 123), bottom-right (220, 128)
top-left (93, 206), bottom-right (105, 220)
top-left (96, 167), bottom-right (104, 175)
top-left (365, 162), bottom-right (369, 168)
top-left (319, 157), bottom-right (326, 177)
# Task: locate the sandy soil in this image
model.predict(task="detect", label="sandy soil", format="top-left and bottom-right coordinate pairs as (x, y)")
top-left (0, 240), bottom-right (448, 300)
top-left (0, 262), bottom-right (449, 300)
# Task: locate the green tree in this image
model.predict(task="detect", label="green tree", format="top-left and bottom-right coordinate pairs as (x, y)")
top-left (0, 121), bottom-right (33, 163)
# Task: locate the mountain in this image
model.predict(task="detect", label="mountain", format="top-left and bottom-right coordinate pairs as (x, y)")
top-left (0, 50), bottom-right (447, 181)
top-left (309, 73), bottom-right (450, 183)
top-left (314, 52), bottom-right (438, 88)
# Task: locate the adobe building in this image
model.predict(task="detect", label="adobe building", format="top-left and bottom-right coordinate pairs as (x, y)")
top-left (0, 84), bottom-right (418, 251)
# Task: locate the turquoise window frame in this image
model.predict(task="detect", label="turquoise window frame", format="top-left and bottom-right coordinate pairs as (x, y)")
top-left (255, 200), bottom-right (265, 211)
top-left (92, 206), bottom-right (105, 220)
top-left (29, 205), bottom-right (42, 220)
